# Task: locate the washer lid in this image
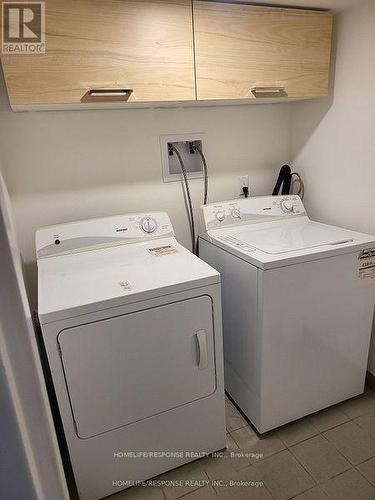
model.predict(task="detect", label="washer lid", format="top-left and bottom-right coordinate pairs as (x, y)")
top-left (235, 219), bottom-right (356, 254)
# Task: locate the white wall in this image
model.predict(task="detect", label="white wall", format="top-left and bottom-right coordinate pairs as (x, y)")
top-left (0, 169), bottom-right (69, 500)
top-left (0, 74), bottom-right (291, 306)
top-left (291, 0), bottom-right (375, 375)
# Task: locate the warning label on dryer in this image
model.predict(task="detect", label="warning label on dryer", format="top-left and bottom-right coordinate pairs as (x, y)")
top-left (148, 245), bottom-right (178, 257)
top-left (357, 248), bottom-right (375, 286)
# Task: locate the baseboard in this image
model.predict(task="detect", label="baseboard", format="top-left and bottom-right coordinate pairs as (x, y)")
top-left (366, 371), bottom-right (375, 391)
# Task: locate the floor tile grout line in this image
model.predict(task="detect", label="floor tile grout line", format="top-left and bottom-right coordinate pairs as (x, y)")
top-left (323, 418), bottom-right (375, 466)
top-left (226, 423), bottom-right (249, 433)
top-left (320, 467), bottom-right (375, 500)
top-left (228, 422), bottom-right (286, 442)
top-left (229, 420), bottom-right (319, 450)
top-left (288, 435), bottom-right (352, 486)
top-left (228, 433), bottom-right (287, 464)
top-left (261, 479), bottom-right (278, 500)
top-left (319, 467), bottom-right (359, 487)
top-left (355, 461), bottom-right (375, 489)
top-left (320, 431), bottom-right (358, 467)
top-left (277, 410), bottom-right (349, 443)
top-left (311, 418), bottom-right (351, 434)
top-left (339, 399), bottom-right (375, 420)
top-left (287, 445), bottom-right (319, 488)
top-left (289, 484), bottom-right (321, 500)
top-left (288, 485), bottom-right (326, 500)
top-left (161, 466), bottom-right (211, 500)
top-left (319, 427), bottom-right (355, 466)
top-left (351, 414), bottom-right (375, 432)
top-left (251, 448), bottom-right (317, 500)
top-left (170, 482), bottom-right (217, 500)
top-left (355, 455), bottom-right (375, 467)
top-left (320, 484), bottom-right (336, 500)
top-left (277, 429), bottom-right (320, 449)
top-left (206, 452), bottom-right (282, 500)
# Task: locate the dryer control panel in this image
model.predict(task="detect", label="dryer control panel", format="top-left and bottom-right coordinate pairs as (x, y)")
top-left (36, 212), bottom-right (174, 258)
top-left (201, 196), bottom-right (306, 231)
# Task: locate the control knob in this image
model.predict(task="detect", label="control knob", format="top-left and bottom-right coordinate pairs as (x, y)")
top-left (231, 208), bottom-right (241, 219)
top-left (280, 199), bottom-right (294, 213)
top-left (216, 211), bottom-right (226, 222)
top-left (140, 217), bottom-right (157, 233)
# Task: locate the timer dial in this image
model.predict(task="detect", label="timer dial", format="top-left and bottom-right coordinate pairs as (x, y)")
top-left (280, 199), bottom-right (294, 213)
top-left (231, 208), bottom-right (241, 219)
top-left (216, 211), bottom-right (225, 222)
top-left (140, 217), bottom-right (157, 234)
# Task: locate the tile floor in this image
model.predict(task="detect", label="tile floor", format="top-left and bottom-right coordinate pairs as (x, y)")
top-left (109, 388), bottom-right (375, 500)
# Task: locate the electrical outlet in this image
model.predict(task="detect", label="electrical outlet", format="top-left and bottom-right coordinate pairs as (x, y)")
top-left (239, 175), bottom-right (249, 195)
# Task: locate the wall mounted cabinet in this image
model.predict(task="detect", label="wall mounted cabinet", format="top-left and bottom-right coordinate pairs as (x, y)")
top-left (193, 1), bottom-right (333, 100)
top-left (1, 0), bottom-right (195, 107)
top-left (1, 1), bottom-right (333, 110)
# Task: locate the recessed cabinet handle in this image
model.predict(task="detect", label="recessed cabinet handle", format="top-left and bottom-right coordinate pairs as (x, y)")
top-left (196, 330), bottom-right (208, 370)
top-left (250, 86), bottom-right (287, 98)
top-left (81, 88), bottom-right (133, 102)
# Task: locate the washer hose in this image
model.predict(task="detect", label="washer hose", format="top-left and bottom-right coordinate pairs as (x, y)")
top-left (169, 145), bottom-right (197, 254)
top-left (192, 144), bottom-right (209, 205)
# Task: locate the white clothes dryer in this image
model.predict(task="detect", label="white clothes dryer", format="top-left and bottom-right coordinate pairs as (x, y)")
top-left (37, 212), bottom-right (226, 500)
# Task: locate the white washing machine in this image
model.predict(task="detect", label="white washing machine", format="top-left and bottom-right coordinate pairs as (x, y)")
top-left (199, 195), bottom-right (375, 433)
top-left (36, 212), bottom-right (226, 500)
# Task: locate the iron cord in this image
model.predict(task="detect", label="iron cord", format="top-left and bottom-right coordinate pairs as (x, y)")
top-left (291, 172), bottom-right (305, 200)
top-left (273, 165), bottom-right (305, 200)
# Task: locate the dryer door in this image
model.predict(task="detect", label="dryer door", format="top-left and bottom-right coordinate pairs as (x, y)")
top-left (58, 295), bottom-right (216, 438)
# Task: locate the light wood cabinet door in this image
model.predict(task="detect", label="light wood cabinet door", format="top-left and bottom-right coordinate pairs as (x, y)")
top-left (193, 1), bottom-right (333, 100)
top-left (1, 0), bottom-right (195, 105)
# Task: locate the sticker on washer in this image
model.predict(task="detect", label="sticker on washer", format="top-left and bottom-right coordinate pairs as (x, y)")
top-left (357, 248), bottom-right (375, 286)
top-left (148, 245), bottom-right (178, 256)
top-left (119, 280), bottom-right (132, 291)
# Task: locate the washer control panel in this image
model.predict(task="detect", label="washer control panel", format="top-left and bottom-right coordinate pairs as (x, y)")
top-left (201, 196), bottom-right (306, 230)
top-left (216, 234), bottom-right (256, 253)
top-left (36, 212), bottom-right (174, 258)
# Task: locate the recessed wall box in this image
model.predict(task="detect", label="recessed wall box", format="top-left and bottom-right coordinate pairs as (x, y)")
top-left (160, 134), bottom-right (205, 183)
